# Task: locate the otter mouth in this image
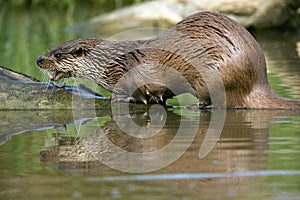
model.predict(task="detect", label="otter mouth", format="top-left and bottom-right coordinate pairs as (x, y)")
top-left (50, 71), bottom-right (71, 81)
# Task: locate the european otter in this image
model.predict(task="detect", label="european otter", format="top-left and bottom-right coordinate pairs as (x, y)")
top-left (36, 11), bottom-right (300, 109)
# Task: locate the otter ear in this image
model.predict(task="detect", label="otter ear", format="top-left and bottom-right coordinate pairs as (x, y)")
top-left (71, 47), bottom-right (85, 57)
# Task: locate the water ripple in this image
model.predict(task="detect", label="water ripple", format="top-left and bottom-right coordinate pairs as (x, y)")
top-left (86, 170), bottom-right (300, 182)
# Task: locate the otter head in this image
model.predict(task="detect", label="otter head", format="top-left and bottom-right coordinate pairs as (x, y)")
top-left (36, 38), bottom-right (104, 81)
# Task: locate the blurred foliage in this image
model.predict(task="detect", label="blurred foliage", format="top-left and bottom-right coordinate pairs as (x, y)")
top-left (0, 0), bottom-right (148, 83)
top-left (0, 0), bottom-right (148, 9)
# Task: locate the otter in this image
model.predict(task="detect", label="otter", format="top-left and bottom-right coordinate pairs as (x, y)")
top-left (36, 11), bottom-right (300, 109)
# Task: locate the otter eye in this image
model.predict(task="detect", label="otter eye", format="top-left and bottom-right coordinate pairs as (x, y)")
top-left (54, 53), bottom-right (62, 59)
top-left (72, 47), bottom-right (84, 57)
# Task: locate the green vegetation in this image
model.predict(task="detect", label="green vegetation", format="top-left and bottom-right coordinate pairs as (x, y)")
top-left (0, 0), bottom-right (147, 9)
top-left (43, 116), bottom-right (111, 147)
top-left (0, 0), bottom-right (148, 81)
top-left (268, 73), bottom-right (295, 99)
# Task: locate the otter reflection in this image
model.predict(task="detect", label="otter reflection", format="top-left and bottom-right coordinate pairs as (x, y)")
top-left (40, 108), bottom-right (300, 175)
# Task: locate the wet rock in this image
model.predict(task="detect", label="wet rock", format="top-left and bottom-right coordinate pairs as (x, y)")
top-left (0, 66), bottom-right (110, 109)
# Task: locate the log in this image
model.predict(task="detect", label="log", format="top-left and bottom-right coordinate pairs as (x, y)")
top-left (0, 65), bottom-right (111, 110)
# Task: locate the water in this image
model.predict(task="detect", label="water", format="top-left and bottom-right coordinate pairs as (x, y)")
top-left (1, 109), bottom-right (300, 199)
top-left (1, 2), bottom-right (300, 200)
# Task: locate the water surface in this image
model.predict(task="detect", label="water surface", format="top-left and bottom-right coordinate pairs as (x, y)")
top-left (1, 109), bottom-right (300, 199)
top-left (0, 3), bottom-right (300, 200)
